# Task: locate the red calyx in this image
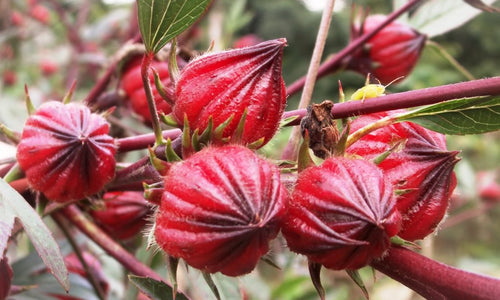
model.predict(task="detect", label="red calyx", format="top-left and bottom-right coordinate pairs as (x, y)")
top-left (16, 101), bottom-right (116, 202)
top-left (89, 191), bottom-right (152, 240)
top-left (282, 157), bottom-right (401, 270)
top-left (173, 38), bottom-right (287, 147)
top-left (120, 57), bottom-right (174, 124)
top-left (348, 15), bottom-right (426, 85)
top-left (154, 145), bottom-right (288, 276)
top-left (347, 111), bottom-right (459, 241)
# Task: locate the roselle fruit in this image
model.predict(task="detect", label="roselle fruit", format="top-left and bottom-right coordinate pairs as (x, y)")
top-left (173, 38), bottom-right (287, 147)
top-left (348, 15), bottom-right (426, 85)
top-left (89, 191), bottom-right (152, 240)
top-left (120, 58), bottom-right (173, 123)
top-left (16, 101), bottom-right (116, 202)
top-left (347, 112), bottom-right (459, 241)
top-left (154, 145), bottom-right (288, 276)
top-left (282, 157), bottom-right (401, 270)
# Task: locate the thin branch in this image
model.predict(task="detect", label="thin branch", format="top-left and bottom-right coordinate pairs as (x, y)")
top-left (286, 0), bottom-right (424, 97)
top-left (281, 0), bottom-right (336, 160)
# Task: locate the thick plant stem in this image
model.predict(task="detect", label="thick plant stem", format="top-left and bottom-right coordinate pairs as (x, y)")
top-left (371, 246), bottom-right (500, 300)
top-left (285, 0), bottom-right (424, 97)
top-left (116, 128), bottom-right (182, 152)
top-left (141, 52), bottom-right (165, 147)
top-left (282, 76), bottom-right (500, 126)
top-left (282, 0), bottom-right (336, 161)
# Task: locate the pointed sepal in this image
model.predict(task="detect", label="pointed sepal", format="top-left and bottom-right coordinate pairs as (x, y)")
top-left (346, 269), bottom-right (369, 299)
top-left (308, 261), bottom-right (325, 300)
top-left (165, 138), bottom-right (182, 162)
top-left (298, 130), bottom-right (315, 172)
top-left (148, 147), bottom-right (171, 176)
top-left (62, 80), bottom-right (77, 104)
top-left (24, 85), bottom-right (36, 115)
top-left (202, 272), bottom-right (221, 300)
top-left (167, 255), bottom-right (180, 300)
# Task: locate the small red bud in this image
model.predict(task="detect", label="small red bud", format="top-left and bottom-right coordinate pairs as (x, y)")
top-left (154, 145), bottom-right (288, 276)
top-left (282, 157), bottom-right (401, 270)
top-left (2, 70), bottom-right (17, 86)
top-left (348, 15), bottom-right (426, 85)
top-left (90, 191), bottom-right (152, 240)
top-left (16, 101), bottom-right (116, 202)
top-left (40, 59), bottom-right (59, 76)
top-left (347, 112), bottom-right (459, 241)
top-left (173, 39), bottom-right (287, 147)
top-left (30, 4), bottom-right (50, 24)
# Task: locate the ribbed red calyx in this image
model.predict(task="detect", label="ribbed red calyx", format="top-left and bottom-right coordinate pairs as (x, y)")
top-left (173, 38), bottom-right (287, 147)
top-left (16, 101), bottom-right (116, 202)
top-left (347, 112), bottom-right (459, 241)
top-left (120, 57), bottom-right (173, 123)
top-left (348, 15), bottom-right (426, 85)
top-left (282, 157), bottom-right (401, 270)
top-left (154, 145), bottom-right (288, 276)
top-left (89, 191), bottom-right (152, 240)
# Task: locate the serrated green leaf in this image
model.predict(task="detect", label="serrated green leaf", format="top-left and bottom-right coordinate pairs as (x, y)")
top-left (129, 275), bottom-right (189, 300)
top-left (137, 0), bottom-right (212, 53)
top-left (0, 178), bottom-right (69, 291)
top-left (396, 96), bottom-right (500, 135)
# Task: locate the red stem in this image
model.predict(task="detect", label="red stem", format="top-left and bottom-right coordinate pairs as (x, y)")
top-left (282, 76), bottom-right (500, 126)
top-left (285, 0), bottom-right (424, 97)
top-left (371, 246), bottom-right (500, 300)
top-left (116, 128), bottom-right (182, 152)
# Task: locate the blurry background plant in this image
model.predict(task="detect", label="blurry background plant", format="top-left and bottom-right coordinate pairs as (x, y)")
top-left (0, 0), bottom-right (499, 299)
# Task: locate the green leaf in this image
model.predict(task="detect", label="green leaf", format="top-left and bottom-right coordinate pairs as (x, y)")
top-left (0, 178), bottom-right (69, 291)
top-left (409, 0), bottom-right (499, 37)
top-left (129, 275), bottom-right (189, 300)
top-left (137, 0), bottom-right (212, 53)
top-left (396, 96), bottom-right (500, 135)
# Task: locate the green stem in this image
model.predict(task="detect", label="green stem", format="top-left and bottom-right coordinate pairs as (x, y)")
top-left (345, 115), bottom-right (395, 148)
top-left (141, 52), bottom-right (165, 147)
top-left (426, 40), bottom-right (476, 81)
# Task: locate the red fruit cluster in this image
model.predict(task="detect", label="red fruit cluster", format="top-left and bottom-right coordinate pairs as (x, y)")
top-left (120, 58), bottom-right (173, 123)
top-left (173, 38), bottom-right (287, 147)
top-left (348, 15), bottom-right (426, 85)
top-left (154, 145), bottom-right (288, 276)
top-left (16, 101), bottom-right (116, 202)
top-left (90, 191), bottom-right (152, 240)
top-left (347, 112), bottom-right (459, 241)
top-left (283, 157), bottom-right (401, 270)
